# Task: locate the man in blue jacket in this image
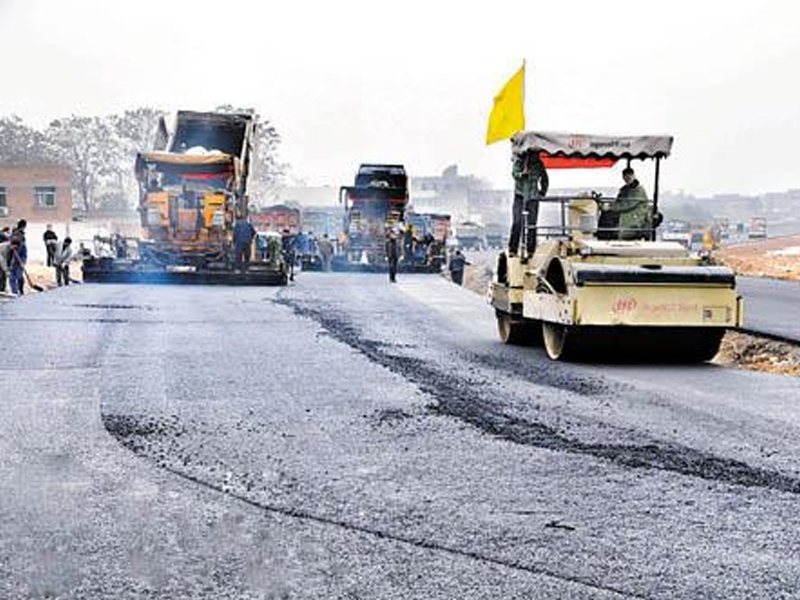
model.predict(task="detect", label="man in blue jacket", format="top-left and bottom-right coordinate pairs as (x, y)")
top-left (233, 217), bottom-right (256, 270)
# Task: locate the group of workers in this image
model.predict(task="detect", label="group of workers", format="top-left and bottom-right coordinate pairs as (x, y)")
top-left (229, 155), bottom-right (654, 287)
top-left (401, 223), bottom-right (443, 268)
top-left (0, 221), bottom-right (74, 294)
top-left (0, 221), bottom-right (27, 294)
top-left (232, 217), bottom-right (338, 274)
top-left (43, 225), bottom-right (75, 287)
top-left (509, 149), bottom-right (654, 256)
top-left (1, 160), bottom-right (651, 295)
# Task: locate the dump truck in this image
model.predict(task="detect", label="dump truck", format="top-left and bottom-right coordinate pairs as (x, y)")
top-left (82, 110), bottom-right (288, 285)
top-left (454, 221), bottom-right (486, 250)
top-left (333, 164), bottom-right (443, 273)
top-left (490, 131), bottom-right (742, 362)
top-left (485, 222), bottom-right (507, 249)
top-left (749, 216), bottom-right (768, 239)
top-left (661, 219), bottom-right (692, 247)
top-left (712, 216), bottom-right (730, 241)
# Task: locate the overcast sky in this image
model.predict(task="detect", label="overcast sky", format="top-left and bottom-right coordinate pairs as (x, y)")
top-left (1, 0), bottom-right (799, 195)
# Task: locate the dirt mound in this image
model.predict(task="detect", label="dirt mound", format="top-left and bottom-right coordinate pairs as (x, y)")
top-left (716, 331), bottom-right (800, 377)
top-left (718, 235), bottom-right (800, 281)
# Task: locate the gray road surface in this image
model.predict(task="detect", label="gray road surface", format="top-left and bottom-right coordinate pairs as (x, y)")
top-left (2, 274), bottom-right (800, 599)
top-left (738, 276), bottom-right (800, 342)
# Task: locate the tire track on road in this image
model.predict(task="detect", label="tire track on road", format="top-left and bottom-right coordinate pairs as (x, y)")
top-left (101, 413), bottom-right (644, 599)
top-left (274, 296), bottom-right (800, 496)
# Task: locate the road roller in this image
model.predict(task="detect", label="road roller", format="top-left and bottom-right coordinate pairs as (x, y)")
top-left (490, 131), bottom-right (743, 362)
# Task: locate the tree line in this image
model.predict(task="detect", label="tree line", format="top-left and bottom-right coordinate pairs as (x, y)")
top-left (0, 106), bottom-right (286, 214)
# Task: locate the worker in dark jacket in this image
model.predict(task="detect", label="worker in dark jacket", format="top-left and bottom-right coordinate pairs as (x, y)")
top-left (600, 167), bottom-right (652, 240)
top-left (232, 218), bottom-right (256, 269)
top-left (43, 224), bottom-right (58, 266)
top-left (8, 237), bottom-right (26, 295)
top-left (386, 229), bottom-right (399, 283)
top-left (0, 225), bottom-right (10, 290)
top-left (281, 229), bottom-right (296, 281)
top-left (509, 149), bottom-right (549, 256)
top-left (8, 221), bottom-right (27, 294)
top-left (448, 250), bottom-right (470, 286)
top-left (0, 238), bottom-right (17, 293)
top-left (403, 223), bottom-right (414, 265)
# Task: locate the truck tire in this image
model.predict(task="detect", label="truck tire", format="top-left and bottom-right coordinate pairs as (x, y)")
top-left (497, 312), bottom-right (541, 346)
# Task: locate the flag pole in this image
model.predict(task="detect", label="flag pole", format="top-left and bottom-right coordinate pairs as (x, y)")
top-left (521, 59), bottom-right (526, 134)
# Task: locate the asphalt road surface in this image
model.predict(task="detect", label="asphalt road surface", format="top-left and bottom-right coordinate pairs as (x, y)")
top-left (2, 274), bottom-right (800, 599)
top-left (738, 277), bottom-right (800, 342)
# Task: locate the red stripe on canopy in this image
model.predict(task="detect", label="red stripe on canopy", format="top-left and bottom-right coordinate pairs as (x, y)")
top-left (183, 173), bottom-right (230, 180)
top-left (540, 154), bottom-right (618, 169)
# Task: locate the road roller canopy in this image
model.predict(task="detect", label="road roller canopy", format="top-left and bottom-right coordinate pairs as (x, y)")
top-left (512, 131), bottom-right (673, 169)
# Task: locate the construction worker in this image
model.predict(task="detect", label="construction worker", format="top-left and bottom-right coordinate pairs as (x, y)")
top-left (43, 224), bottom-right (58, 266)
top-left (8, 238), bottom-right (26, 295)
top-left (112, 232), bottom-right (128, 259)
top-left (601, 167), bottom-right (652, 240)
top-left (509, 149), bottom-right (549, 256)
top-left (403, 223), bottom-right (414, 265)
top-left (9, 223), bottom-right (27, 295)
top-left (295, 231), bottom-right (309, 257)
top-left (0, 237), bottom-right (18, 293)
top-left (318, 234), bottom-right (334, 271)
top-left (281, 229), bottom-right (296, 281)
top-left (448, 249), bottom-right (470, 286)
top-left (386, 229), bottom-right (399, 283)
top-left (53, 237), bottom-right (74, 286)
top-left (232, 217), bottom-right (256, 269)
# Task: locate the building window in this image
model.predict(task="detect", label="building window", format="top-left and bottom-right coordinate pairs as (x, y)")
top-left (35, 186), bottom-right (57, 208)
top-left (0, 187), bottom-right (6, 208)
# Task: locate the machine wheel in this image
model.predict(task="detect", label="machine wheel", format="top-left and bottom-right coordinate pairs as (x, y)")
top-left (541, 324), bottom-right (725, 363)
top-left (497, 312), bottom-right (540, 345)
top-left (542, 322), bottom-right (574, 361)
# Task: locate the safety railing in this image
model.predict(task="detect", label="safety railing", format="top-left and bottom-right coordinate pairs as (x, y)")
top-left (521, 195), bottom-right (657, 247)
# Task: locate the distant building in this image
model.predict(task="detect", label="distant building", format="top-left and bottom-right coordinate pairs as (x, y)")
top-left (300, 206), bottom-right (343, 237)
top-left (410, 164), bottom-right (510, 223)
top-left (0, 164), bottom-right (72, 227)
top-left (252, 204), bottom-right (302, 234)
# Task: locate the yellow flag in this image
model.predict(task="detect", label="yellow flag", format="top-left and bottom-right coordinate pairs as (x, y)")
top-left (485, 63), bottom-right (526, 145)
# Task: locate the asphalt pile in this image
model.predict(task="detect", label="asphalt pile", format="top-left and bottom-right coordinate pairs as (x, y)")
top-left (716, 331), bottom-right (800, 377)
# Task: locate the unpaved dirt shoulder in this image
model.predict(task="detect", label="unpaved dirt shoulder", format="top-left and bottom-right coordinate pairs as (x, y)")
top-left (718, 235), bottom-right (800, 281)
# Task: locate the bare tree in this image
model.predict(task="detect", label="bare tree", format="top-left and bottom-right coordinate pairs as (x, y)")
top-left (111, 108), bottom-right (167, 209)
top-left (0, 116), bottom-right (60, 164)
top-left (46, 116), bottom-right (122, 213)
top-left (214, 105), bottom-right (287, 206)
top-left (2, 106), bottom-right (285, 213)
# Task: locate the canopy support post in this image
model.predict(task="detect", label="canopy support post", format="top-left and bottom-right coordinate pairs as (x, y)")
top-left (652, 157), bottom-right (661, 241)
